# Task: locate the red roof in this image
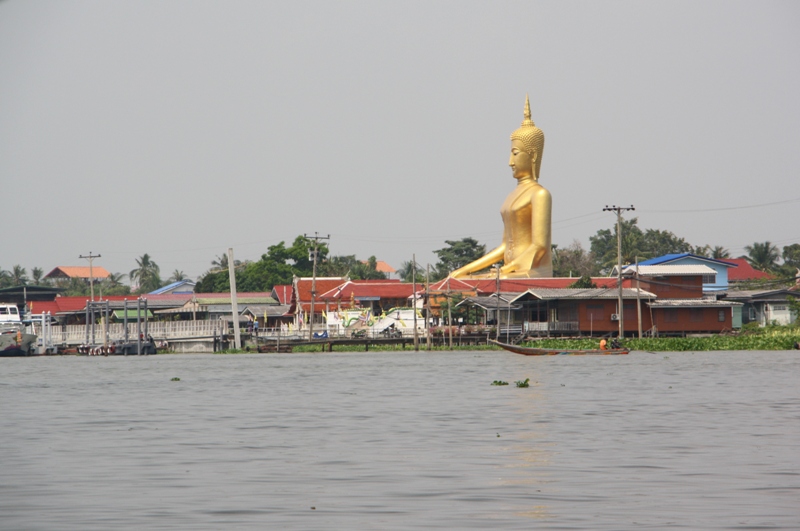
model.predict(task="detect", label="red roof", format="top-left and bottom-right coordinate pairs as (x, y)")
top-left (720, 259), bottom-right (774, 281)
top-left (293, 278), bottom-right (348, 303)
top-left (45, 266), bottom-right (111, 279)
top-left (271, 285), bottom-right (294, 304)
top-left (319, 281), bottom-right (416, 301)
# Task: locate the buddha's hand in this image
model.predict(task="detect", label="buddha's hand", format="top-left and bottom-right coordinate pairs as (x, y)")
top-left (499, 263), bottom-right (519, 275)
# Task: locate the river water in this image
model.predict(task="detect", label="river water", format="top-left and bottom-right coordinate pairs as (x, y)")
top-left (1, 350), bottom-right (798, 530)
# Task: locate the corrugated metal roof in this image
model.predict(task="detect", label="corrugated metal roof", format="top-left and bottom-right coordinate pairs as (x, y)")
top-left (637, 253), bottom-right (736, 267)
top-left (457, 295), bottom-right (521, 310)
top-left (512, 288), bottom-right (656, 302)
top-left (648, 299), bottom-right (742, 307)
top-left (241, 304), bottom-right (292, 317)
top-left (622, 264), bottom-right (716, 276)
top-left (148, 280), bottom-right (197, 294)
top-left (723, 289), bottom-right (800, 301)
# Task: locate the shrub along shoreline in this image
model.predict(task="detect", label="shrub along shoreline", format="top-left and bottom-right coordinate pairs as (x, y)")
top-left (223, 327), bottom-right (800, 353)
top-left (528, 327), bottom-right (800, 352)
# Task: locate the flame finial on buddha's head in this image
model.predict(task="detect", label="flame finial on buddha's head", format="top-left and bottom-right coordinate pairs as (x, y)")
top-left (510, 94), bottom-right (544, 178)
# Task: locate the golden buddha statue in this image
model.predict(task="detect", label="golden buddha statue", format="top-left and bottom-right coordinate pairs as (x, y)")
top-left (450, 95), bottom-right (553, 279)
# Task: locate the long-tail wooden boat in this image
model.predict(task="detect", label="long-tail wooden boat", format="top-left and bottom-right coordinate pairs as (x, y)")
top-left (490, 339), bottom-right (629, 356)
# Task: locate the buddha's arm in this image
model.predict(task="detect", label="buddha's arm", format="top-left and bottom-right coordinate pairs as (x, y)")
top-left (500, 187), bottom-right (551, 273)
top-left (450, 244), bottom-right (505, 278)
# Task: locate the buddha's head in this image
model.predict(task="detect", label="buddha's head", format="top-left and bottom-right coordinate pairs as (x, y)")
top-left (509, 95), bottom-right (544, 180)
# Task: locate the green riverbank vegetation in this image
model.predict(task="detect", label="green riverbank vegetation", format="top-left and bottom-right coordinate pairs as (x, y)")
top-left (528, 325), bottom-right (800, 352)
top-left (218, 325), bottom-right (800, 354)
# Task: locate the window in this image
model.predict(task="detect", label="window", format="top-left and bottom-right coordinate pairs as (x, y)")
top-left (690, 308), bottom-right (704, 322)
top-left (718, 310), bottom-right (725, 322)
top-left (703, 274), bottom-right (716, 284)
top-left (748, 307), bottom-right (756, 320)
top-left (773, 305), bottom-right (787, 311)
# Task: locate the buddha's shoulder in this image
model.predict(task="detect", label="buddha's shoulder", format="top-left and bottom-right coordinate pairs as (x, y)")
top-left (523, 183), bottom-right (551, 200)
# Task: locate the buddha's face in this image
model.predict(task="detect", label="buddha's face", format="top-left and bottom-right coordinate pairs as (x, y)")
top-left (509, 139), bottom-right (536, 180)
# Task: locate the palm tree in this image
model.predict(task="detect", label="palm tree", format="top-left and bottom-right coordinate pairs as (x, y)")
top-left (398, 260), bottom-right (423, 283)
top-left (0, 268), bottom-right (9, 288)
top-left (210, 252), bottom-right (241, 272)
top-left (169, 270), bottom-right (187, 282)
top-left (130, 254), bottom-right (161, 293)
top-left (31, 267), bottom-right (45, 285)
top-left (211, 253), bottom-right (228, 271)
top-left (743, 241), bottom-right (780, 272)
top-left (10, 265), bottom-right (28, 286)
top-left (106, 272), bottom-right (126, 286)
top-left (711, 246), bottom-right (730, 259)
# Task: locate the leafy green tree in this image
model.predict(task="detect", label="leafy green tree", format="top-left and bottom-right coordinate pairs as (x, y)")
top-left (59, 277), bottom-right (91, 297)
top-left (590, 218), bottom-right (647, 273)
top-left (130, 254), bottom-right (162, 293)
top-left (0, 268), bottom-right (9, 288)
top-left (782, 244), bottom-right (800, 270)
top-left (100, 272), bottom-right (131, 296)
top-left (352, 256), bottom-right (387, 280)
top-left (319, 255), bottom-right (386, 280)
top-left (590, 218), bottom-right (693, 273)
top-left (641, 228), bottom-right (693, 258)
top-left (568, 275), bottom-right (598, 289)
top-left (434, 238), bottom-right (487, 277)
top-left (553, 240), bottom-right (599, 277)
top-left (196, 236), bottom-right (330, 293)
top-left (743, 241), bottom-right (780, 273)
top-left (320, 255), bottom-right (359, 278)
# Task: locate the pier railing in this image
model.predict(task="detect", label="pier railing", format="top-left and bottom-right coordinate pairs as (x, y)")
top-left (59, 321), bottom-right (223, 344)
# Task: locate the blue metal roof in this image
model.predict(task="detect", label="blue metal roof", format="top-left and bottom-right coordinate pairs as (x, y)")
top-left (637, 253), bottom-right (735, 267)
top-left (149, 280), bottom-right (196, 295)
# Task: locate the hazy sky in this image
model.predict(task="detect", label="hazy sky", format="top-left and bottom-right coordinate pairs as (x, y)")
top-left (2, 1), bottom-right (798, 282)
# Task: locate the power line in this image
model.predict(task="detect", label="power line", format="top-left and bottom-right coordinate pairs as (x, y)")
top-left (644, 197), bottom-right (800, 213)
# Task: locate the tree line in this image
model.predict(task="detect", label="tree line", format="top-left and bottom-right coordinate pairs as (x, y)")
top-left (3, 220), bottom-right (798, 296)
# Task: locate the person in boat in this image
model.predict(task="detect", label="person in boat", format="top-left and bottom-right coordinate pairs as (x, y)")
top-left (450, 95), bottom-right (553, 279)
top-left (599, 339), bottom-right (608, 351)
top-left (611, 337), bottom-right (621, 350)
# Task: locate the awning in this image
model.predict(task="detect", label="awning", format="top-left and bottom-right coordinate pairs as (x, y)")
top-left (112, 309), bottom-right (154, 319)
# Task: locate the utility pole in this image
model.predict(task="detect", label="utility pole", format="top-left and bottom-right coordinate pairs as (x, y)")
top-left (228, 248), bottom-right (241, 350)
top-left (495, 264), bottom-right (501, 341)
top-left (412, 254), bottom-right (418, 351)
top-left (425, 264), bottom-right (432, 351)
top-left (447, 275), bottom-right (453, 350)
top-left (79, 252), bottom-right (101, 301)
top-left (635, 256), bottom-right (643, 339)
top-left (603, 205), bottom-right (635, 339)
top-left (304, 232), bottom-right (330, 341)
